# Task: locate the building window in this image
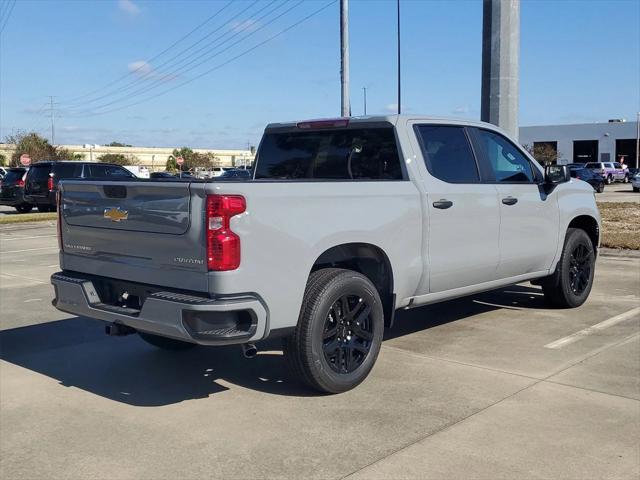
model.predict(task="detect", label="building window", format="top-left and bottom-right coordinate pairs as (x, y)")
top-left (532, 141), bottom-right (558, 164)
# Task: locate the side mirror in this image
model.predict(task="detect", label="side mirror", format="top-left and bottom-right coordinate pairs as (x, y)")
top-left (544, 165), bottom-right (570, 184)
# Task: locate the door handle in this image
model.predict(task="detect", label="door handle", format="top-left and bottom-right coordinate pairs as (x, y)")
top-left (502, 197), bottom-right (518, 206)
top-left (432, 199), bottom-right (453, 209)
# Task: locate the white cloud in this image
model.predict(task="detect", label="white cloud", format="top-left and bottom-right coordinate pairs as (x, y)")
top-left (118, 0), bottom-right (140, 16)
top-left (128, 60), bottom-right (154, 77)
top-left (230, 19), bottom-right (259, 33)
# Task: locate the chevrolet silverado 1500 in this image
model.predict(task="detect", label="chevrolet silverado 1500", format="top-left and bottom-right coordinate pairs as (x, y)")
top-left (51, 116), bottom-right (601, 393)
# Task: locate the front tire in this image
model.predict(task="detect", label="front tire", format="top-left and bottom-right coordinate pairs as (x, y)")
top-left (15, 204), bottom-right (33, 213)
top-left (138, 332), bottom-right (196, 350)
top-left (542, 228), bottom-right (595, 308)
top-left (284, 268), bottom-right (384, 394)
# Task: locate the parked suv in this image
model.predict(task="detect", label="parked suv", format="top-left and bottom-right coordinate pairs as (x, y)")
top-left (24, 161), bottom-right (135, 212)
top-left (569, 167), bottom-right (605, 193)
top-left (0, 167), bottom-right (33, 213)
top-left (584, 162), bottom-right (626, 184)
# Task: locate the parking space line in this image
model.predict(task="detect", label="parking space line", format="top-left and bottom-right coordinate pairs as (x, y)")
top-left (0, 234), bottom-right (57, 241)
top-left (0, 246), bottom-right (58, 254)
top-left (544, 307), bottom-right (640, 349)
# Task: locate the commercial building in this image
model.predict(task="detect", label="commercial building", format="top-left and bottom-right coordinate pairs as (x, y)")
top-left (519, 120), bottom-right (639, 167)
top-left (0, 144), bottom-right (255, 171)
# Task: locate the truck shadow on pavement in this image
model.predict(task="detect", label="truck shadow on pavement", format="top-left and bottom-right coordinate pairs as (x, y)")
top-left (0, 285), bottom-right (546, 405)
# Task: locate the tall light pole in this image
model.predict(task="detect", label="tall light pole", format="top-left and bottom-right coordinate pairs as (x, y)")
top-left (340, 0), bottom-right (350, 117)
top-left (481, 0), bottom-right (520, 139)
top-left (49, 96), bottom-right (56, 145)
top-left (636, 112), bottom-right (640, 168)
top-left (362, 87), bottom-right (367, 115)
top-left (396, 0), bottom-right (401, 115)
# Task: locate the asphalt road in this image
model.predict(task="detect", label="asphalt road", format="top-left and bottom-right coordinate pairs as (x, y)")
top-left (1, 223), bottom-right (639, 479)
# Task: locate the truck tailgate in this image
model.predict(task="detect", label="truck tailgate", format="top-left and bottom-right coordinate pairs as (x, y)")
top-left (59, 180), bottom-right (209, 292)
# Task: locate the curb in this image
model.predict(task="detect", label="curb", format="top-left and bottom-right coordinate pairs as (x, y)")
top-left (599, 247), bottom-right (640, 259)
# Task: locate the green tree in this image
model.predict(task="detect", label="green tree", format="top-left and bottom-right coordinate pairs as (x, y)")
top-left (97, 153), bottom-right (137, 166)
top-left (105, 141), bottom-right (132, 147)
top-left (0, 154), bottom-right (6, 166)
top-left (3, 131), bottom-right (72, 166)
top-left (167, 147), bottom-right (213, 171)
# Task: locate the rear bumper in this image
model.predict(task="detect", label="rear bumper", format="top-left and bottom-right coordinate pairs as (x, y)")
top-left (51, 271), bottom-right (268, 346)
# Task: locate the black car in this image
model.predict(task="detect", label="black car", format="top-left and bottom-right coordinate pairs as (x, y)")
top-left (0, 167), bottom-right (34, 213)
top-left (217, 169), bottom-right (252, 180)
top-left (570, 167), bottom-right (605, 193)
top-left (24, 161), bottom-right (135, 211)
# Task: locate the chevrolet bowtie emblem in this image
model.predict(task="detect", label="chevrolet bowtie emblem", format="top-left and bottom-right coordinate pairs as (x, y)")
top-left (104, 207), bottom-right (128, 222)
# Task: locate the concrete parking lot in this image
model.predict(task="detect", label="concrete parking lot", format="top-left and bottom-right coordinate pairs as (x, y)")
top-left (1, 223), bottom-right (639, 479)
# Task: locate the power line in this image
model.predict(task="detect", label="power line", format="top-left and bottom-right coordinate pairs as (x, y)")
top-left (61, 0), bottom-right (235, 104)
top-left (65, 0), bottom-right (311, 116)
top-left (0, 0), bottom-right (16, 34)
top-left (69, 0), bottom-right (337, 117)
top-left (63, 0), bottom-right (268, 109)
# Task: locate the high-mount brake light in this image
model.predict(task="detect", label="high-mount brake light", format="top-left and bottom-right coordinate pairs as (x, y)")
top-left (206, 194), bottom-right (246, 271)
top-left (296, 119), bottom-right (349, 129)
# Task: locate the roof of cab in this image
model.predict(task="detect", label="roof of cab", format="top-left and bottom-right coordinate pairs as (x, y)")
top-left (265, 114), bottom-right (507, 134)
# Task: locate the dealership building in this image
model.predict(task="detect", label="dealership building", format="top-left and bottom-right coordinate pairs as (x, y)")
top-left (519, 120), bottom-right (639, 167)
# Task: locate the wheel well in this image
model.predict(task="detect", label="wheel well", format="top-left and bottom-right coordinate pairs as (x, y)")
top-left (311, 243), bottom-right (395, 327)
top-left (568, 215), bottom-right (599, 253)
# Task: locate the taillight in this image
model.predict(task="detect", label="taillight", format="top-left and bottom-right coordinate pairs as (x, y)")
top-left (56, 190), bottom-right (62, 250)
top-left (47, 175), bottom-right (54, 191)
top-left (17, 178), bottom-right (25, 188)
top-left (206, 194), bottom-right (246, 271)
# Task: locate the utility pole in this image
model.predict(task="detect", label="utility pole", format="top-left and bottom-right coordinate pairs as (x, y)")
top-left (636, 112), bottom-right (640, 168)
top-left (48, 96), bottom-right (56, 145)
top-left (340, 0), bottom-right (350, 117)
top-left (481, 0), bottom-right (520, 139)
top-left (397, 0), bottom-right (401, 115)
top-left (362, 87), bottom-right (367, 115)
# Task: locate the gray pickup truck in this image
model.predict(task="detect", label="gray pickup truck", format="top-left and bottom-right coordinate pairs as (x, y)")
top-left (52, 115), bottom-right (601, 393)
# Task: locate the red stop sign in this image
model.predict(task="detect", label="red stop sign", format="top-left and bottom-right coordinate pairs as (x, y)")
top-left (176, 156), bottom-right (184, 165)
top-left (20, 154), bottom-right (31, 166)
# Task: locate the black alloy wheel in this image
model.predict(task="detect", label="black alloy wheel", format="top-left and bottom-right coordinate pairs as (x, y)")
top-left (322, 294), bottom-right (374, 374)
top-left (568, 244), bottom-right (593, 295)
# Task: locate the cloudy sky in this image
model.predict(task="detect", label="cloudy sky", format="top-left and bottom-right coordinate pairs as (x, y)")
top-left (1, 0), bottom-right (638, 148)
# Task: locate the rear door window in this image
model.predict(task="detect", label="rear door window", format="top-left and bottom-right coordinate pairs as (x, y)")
top-left (3, 169), bottom-right (26, 183)
top-left (414, 125), bottom-right (479, 183)
top-left (254, 127), bottom-right (403, 180)
top-left (88, 165), bottom-right (134, 178)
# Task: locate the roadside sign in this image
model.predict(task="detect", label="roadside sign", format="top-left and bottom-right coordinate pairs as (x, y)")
top-left (176, 156), bottom-right (184, 165)
top-left (20, 154), bottom-right (31, 166)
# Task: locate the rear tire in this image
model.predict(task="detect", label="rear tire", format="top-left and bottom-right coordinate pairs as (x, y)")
top-left (283, 268), bottom-right (384, 394)
top-left (633, 187), bottom-right (639, 193)
top-left (597, 183), bottom-right (604, 193)
top-left (541, 228), bottom-right (595, 308)
top-left (15, 204), bottom-right (33, 213)
top-left (138, 332), bottom-right (197, 350)
top-left (623, 174), bottom-right (629, 183)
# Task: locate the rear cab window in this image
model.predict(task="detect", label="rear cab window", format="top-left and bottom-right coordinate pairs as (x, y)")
top-left (254, 125), bottom-right (404, 180)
